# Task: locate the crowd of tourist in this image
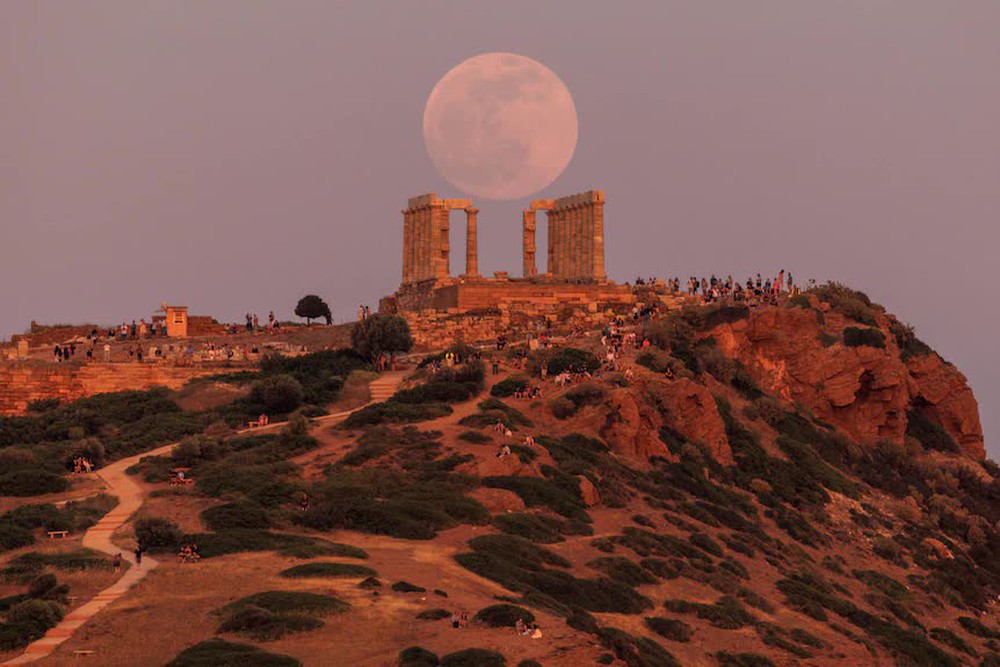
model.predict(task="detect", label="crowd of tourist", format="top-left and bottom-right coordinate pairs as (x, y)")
top-left (177, 544), bottom-right (201, 563)
top-left (71, 456), bottom-right (95, 474)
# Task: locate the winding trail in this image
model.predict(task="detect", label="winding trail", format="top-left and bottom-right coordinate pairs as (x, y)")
top-left (2, 372), bottom-right (404, 665)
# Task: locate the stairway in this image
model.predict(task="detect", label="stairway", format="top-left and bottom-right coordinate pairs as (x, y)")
top-left (369, 371), bottom-right (404, 402)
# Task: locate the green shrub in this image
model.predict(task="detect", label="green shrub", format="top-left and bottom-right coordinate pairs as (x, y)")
top-left (715, 652), bottom-right (775, 667)
top-left (644, 617), bottom-right (693, 642)
top-left (458, 430), bottom-right (491, 444)
top-left (959, 616), bottom-right (1000, 640)
top-left (483, 475), bottom-right (587, 521)
top-left (663, 596), bottom-right (755, 630)
top-left (134, 516), bottom-right (182, 549)
top-left (399, 646), bottom-right (439, 667)
top-left (0, 470), bottom-right (69, 497)
top-left (279, 563), bottom-right (376, 579)
top-left (341, 401), bottom-right (453, 428)
top-left (163, 530), bottom-right (332, 559)
top-left (201, 502), bottom-right (271, 532)
top-left (596, 626), bottom-right (680, 667)
top-left (477, 398), bottom-right (534, 426)
top-left (812, 282), bottom-right (882, 326)
top-left (493, 513), bottom-right (566, 544)
top-left (889, 319), bottom-right (933, 360)
top-left (392, 581), bottom-right (426, 593)
top-left (843, 327), bottom-right (886, 349)
top-left (689, 533), bottom-right (724, 557)
top-left (392, 381), bottom-right (480, 405)
top-left (415, 608), bottom-right (451, 620)
top-left (547, 348), bottom-right (600, 375)
top-left (0, 599), bottom-right (64, 650)
top-left (491, 376), bottom-right (528, 398)
top-left (929, 627), bottom-right (975, 656)
top-left (217, 605), bottom-right (323, 641)
top-left (550, 397), bottom-right (576, 419)
top-left (906, 409), bottom-right (960, 453)
top-left (166, 638), bottom-right (301, 666)
top-left (219, 591), bottom-right (349, 617)
top-left (564, 382), bottom-right (606, 409)
top-left (474, 604), bottom-right (535, 627)
top-left (588, 557), bottom-right (658, 586)
top-left (0, 524), bottom-right (35, 552)
top-left (440, 648), bottom-right (506, 667)
top-left (249, 375), bottom-right (305, 414)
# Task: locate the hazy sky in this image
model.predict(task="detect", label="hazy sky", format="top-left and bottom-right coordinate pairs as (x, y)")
top-left (3, 1), bottom-right (998, 459)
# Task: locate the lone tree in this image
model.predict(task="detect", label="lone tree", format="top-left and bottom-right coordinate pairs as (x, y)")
top-left (351, 314), bottom-right (413, 365)
top-left (295, 294), bottom-right (332, 325)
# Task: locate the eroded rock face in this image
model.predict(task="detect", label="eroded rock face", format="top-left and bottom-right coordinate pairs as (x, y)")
top-left (710, 306), bottom-right (984, 459)
top-left (468, 487), bottom-right (525, 513)
top-left (600, 378), bottom-right (733, 466)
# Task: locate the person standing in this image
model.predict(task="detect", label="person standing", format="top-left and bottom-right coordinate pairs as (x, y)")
top-left (113, 553), bottom-right (122, 573)
top-left (134, 545), bottom-right (143, 566)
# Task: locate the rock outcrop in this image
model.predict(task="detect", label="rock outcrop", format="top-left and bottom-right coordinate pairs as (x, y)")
top-left (710, 305), bottom-right (984, 459)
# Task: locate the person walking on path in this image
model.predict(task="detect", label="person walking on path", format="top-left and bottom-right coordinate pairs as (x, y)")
top-left (113, 553), bottom-right (122, 573)
top-left (134, 546), bottom-right (142, 566)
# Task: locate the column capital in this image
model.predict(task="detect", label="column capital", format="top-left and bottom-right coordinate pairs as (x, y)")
top-left (465, 208), bottom-right (479, 215)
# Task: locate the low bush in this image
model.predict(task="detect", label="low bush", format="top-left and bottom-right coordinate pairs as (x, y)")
top-left (564, 382), bottom-right (606, 409)
top-left (440, 648), bottom-right (506, 667)
top-left (166, 638), bottom-right (301, 666)
top-left (474, 604), bottom-right (535, 627)
top-left (217, 605), bottom-right (323, 641)
top-left (399, 646), bottom-right (439, 667)
top-left (715, 652), bottom-right (775, 667)
top-left (550, 397), bottom-right (576, 420)
top-left (279, 563), bottom-right (376, 579)
top-left (0, 470), bottom-right (69, 497)
top-left (596, 626), bottom-right (681, 667)
top-left (2, 550), bottom-right (110, 580)
top-left (392, 581), bottom-right (427, 593)
top-left (493, 513), bottom-right (566, 544)
top-left (663, 596), bottom-right (755, 630)
top-left (0, 599), bottom-right (64, 650)
top-left (415, 608), bottom-right (451, 620)
top-left (929, 628), bottom-right (976, 656)
top-left (0, 525), bottom-right (35, 552)
top-left (491, 376), bottom-right (528, 398)
top-left (134, 516), bottom-right (183, 550)
top-left (644, 617), bottom-right (693, 642)
top-left (483, 475), bottom-right (587, 521)
top-left (455, 535), bottom-right (651, 615)
top-left (341, 401), bottom-right (453, 428)
top-left (959, 616), bottom-right (1000, 640)
top-left (201, 502), bottom-right (271, 532)
top-left (689, 533), bottom-right (724, 557)
top-left (458, 431), bottom-right (491, 444)
top-left (546, 348), bottom-right (600, 375)
top-left (219, 591), bottom-right (349, 617)
top-left (843, 326), bottom-right (886, 349)
top-left (906, 409), bottom-right (960, 453)
top-left (588, 557), bottom-right (658, 586)
top-left (249, 375), bottom-right (305, 414)
top-left (159, 530), bottom-right (334, 559)
top-left (392, 381), bottom-right (480, 405)
top-left (812, 282), bottom-right (882, 327)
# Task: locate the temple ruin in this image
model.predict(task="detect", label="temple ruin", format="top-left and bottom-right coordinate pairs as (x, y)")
top-left (381, 190), bottom-right (633, 316)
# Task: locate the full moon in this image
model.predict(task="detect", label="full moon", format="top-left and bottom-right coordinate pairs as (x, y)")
top-left (423, 53), bottom-right (579, 200)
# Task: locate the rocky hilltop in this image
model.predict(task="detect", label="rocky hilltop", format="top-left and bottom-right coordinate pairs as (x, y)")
top-left (0, 283), bottom-right (997, 667)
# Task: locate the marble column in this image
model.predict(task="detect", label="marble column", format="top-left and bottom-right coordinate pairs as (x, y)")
top-left (592, 199), bottom-right (606, 281)
top-left (402, 209), bottom-right (412, 283)
top-left (464, 208), bottom-right (479, 277)
top-left (522, 210), bottom-right (536, 277)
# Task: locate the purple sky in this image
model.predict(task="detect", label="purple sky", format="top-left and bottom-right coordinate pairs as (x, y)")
top-left (3, 2), bottom-right (998, 459)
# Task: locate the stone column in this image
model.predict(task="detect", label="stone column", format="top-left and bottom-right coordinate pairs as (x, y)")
top-left (522, 210), bottom-right (536, 277)
top-left (402, 209), bottom-right (412, 283)
top-left (592, 198), bottom-right (606, 281)
top-left (464, 208), bottom-right (479, 277)
top-left (583, 202), bottom-right (595, 281)
top-left (570, 204), bottom-right (581, 279)
top-left (433, 204), bottom-right (450, 279)
top-left (550, 210), bottom-right (562, 278)
top-left (415, 206), bottom-right (427, 281)
top-left (561, 207), bottom-right (571, 279)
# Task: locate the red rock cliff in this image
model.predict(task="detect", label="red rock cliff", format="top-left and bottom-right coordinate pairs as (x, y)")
top-left (709, 305), bottom-right (984, 459)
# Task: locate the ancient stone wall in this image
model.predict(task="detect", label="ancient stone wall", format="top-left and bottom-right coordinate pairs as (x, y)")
top-left (0, 362), bottom-right (219, 416)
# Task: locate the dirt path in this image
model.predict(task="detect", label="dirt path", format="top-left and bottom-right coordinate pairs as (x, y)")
top-left (1, 372), bottom-right (405, 665)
